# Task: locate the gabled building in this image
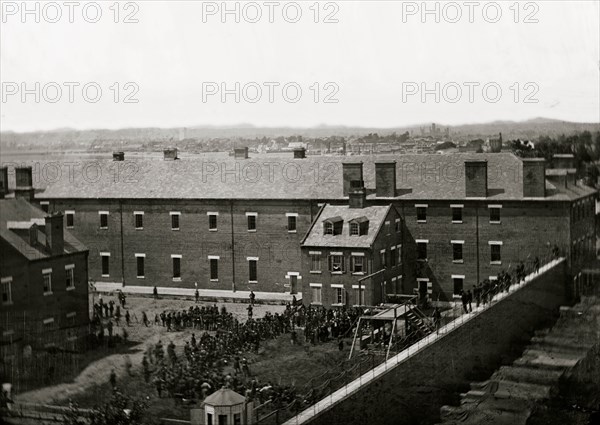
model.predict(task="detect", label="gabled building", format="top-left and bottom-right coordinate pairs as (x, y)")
top-left (300, 188), bottom-right (403, 307)
top-left (0, 198), bottom-right (89, 356)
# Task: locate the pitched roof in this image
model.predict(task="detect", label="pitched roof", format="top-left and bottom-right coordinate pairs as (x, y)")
top-left (203, 388), bottom-right (246, 406)
top-left (26, 152), bottom-right (597, 201)
top-left (0, 198), bottom-right (87, 260)
top-left (302, 204), bottom-right (392, 248)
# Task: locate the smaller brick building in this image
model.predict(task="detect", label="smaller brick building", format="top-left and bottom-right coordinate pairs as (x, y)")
top-left (0, 198), bottom-right (90, 357)
top-left (301, 188), bottom-right (404, 307)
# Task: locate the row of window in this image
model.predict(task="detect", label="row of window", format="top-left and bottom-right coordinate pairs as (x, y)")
top-left (416, 240), bottom-right (503, 264)
top-left (1, 265), bottom-right (75, 305)
top-left (416, 204), bottom-right (501, 224)
top-left (63, 210), bottom-right (298, 233)
top-left (309, 247), bottom-right (402, 274)
top-left (100, 254), bottom-right (259, 282)
top-left (309, 275), bottom-right (404, 305)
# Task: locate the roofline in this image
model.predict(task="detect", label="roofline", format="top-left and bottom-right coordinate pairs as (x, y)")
top-left (300, 204), bottom-right (326, 245)
top-left (365, 204), bottom-right (393, 249)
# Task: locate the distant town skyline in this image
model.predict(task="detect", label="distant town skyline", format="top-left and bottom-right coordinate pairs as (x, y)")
top-left (1, 1), bottom-right (599, 132)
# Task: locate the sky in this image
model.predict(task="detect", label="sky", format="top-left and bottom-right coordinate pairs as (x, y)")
top-left (1, 0), bottom-right (599, 132)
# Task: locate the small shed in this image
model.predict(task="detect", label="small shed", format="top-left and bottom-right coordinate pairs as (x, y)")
top-left (191, 388), bottom-right (254, 425)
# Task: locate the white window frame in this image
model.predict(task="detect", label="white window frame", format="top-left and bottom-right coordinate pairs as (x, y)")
top-left (98, 211), bottom-right (109, 230)
top-left (395, 218), bottom-right (401, 232)
top-left (379, 248), bottom-right (386, 267)
top-left (134, 211), bottom-right (144, 230)
top-left (309, 251), bottom-right (322, 274)
top-left (451, 204), bottom-right (464, 224)
top-left (246, 212), bottom-right (258, 232)
top-left (65, 210), bottom-right (75, 228)
top-left (329, 252), bottom-right (345, 274)
top-left (286, 212), bottom-right (298, 233)
top-left (452, 274), bottom-right (465, 298)
top-left (309, 283), bottom-right (322, 305)
top-left (42, 268), bottom-right (53, 295)
top-left (416, 239), bottom-right (429, 261)
top-left (65, 264), bottom-right (75, 290)
top-left (415, 204), bottom-right (428, 223)
top-left (385, 220), bottom-right (391, 234)
top-left (43, 317), bottom-right (54, 325)
top-left (451, 240), bottom-right (465, 263)
top-left (1, 276), bottom-right (13, 305)
top-left (349, 222), bottom-right (360, 236)
top-left (208, 255), bottom-right (220, 282)
top-left (489, 241), bottom-right (503, 264)
top-left (135, 253), bottom-right (145, 279)
top-left (247, 257), bottom-right (259, 283)
top-left (351, 252), bottom-right (365, 275)
top-left (171, 254), bottom-right (182, 281)
top-left (331, 284), bottom-right (345, 305)
top-left (100, 252), bottom-right (110, 277)
top-left (207, 212), bottom-right (219, 231)
top-left (488, 205), bottom-right (502, 224)
top-left (170, 211), bottom-right (181, 231)
top-left (40, 201), bottom-right (49, 212)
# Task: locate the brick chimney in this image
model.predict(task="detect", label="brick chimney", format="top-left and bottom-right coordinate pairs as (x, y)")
top-left (342, 162), bottom-right (363, 196)
top-left (375, 161), bottom-right (397, 198)
top-left (15, 166), bottom-right (35, 201)
top-left (349, 187), bottom-right (367, 209)
top-left (293, 148), bottom-right (306, 159)
top-left (552, 154), bottom-right (575, 170)
top-left (464, 160), bottom-right (488, 198)
top-left (0, 166), bottom-right (8, 199)
top-left (113, 151), bottom-right (125, 161)
top-left (163, 147), bottom-right (178, 160)
top-left (45, 213), bottom-right (64, 256)
top-left (522, 158), bottom-right (546, 198)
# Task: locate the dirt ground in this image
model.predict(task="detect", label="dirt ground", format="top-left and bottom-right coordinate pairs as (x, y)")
top-left (14, 295), bottom-right (358, 423)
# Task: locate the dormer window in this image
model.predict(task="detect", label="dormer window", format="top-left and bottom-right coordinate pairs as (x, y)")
top-left (348, 217), bottom-right (369, 236)
top-left (323, 217), bottom-right (343, 235)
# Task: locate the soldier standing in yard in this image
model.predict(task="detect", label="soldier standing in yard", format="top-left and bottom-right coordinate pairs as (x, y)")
top-left (125, 310), bottom-right (131, 326)
top-left (153, 286), bottom-right (158, 300)
top-left (142, 311), bottom-right (149, 327)
top-left (109, 369), bottom-right (117, 390)
top-left (249, 290), bottom-right (256, 306)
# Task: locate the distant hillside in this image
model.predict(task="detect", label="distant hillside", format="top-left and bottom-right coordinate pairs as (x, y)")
top-left (1, 118), bottom-right (598, 152)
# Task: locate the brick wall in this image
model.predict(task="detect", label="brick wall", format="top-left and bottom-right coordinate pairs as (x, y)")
top-left (306, 260), bottom-right (567, 425)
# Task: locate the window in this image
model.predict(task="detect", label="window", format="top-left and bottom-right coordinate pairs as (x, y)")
top-left (99, 211), bottom-right (108, 229)
top-left (1, 277), bottom-right (12, 305)
top-left (171, 212), bottom-right (180, 230)
top-left (65, 211), bottom-right (74, 228)
top-left (396, 244), bottom-right (402, 265)
top-left (452, 241), bottom-right (464, 262)
top-left (395, 218), bottom-right (401, 232)
top-left (209, 257), bottom-right (219, 281)
top-left (247, 213), bottom-right (257, 231)
top-left (380, 249), bottom-right (387, 267)
top-left (350, 222), bottom-right (359, 236)
top-left (42, 269), bottom-right (52, 294)
top-left (40, 201), bottom-right (49, 213)
top-left (310, 252), bottom-right (321, 272)
top-left (489, 206), bottom-right (501, 223)
top-left (329, 254), bottom-right (345, 273)
top-left (207, 413), bottom-right (213, 425)
top-left (416, 241), bottom-right (428, 261)
top-left (451, 206), bottom-right (463, 223)
top-left (385, 220), bottom-right (391, 234)
top-left (416, 205), bottom-right (427, 222)
top-left (324, 222), bottom-right (334, 235)
top-left (172, 255), bottom-right (181, 280)
top-left (351, 254), bottom-right (364, 273)
top-left (248, 258), bottom-right (258, 282)
top-left (101, 253), bottom-right (110, 276)
top-left (287, 213), bottom-right (297, 232)
top-left (310, 284), bottom-right (322, 304)
top-left (453, 276), bottom-right (464, 296)
top-left (234, 413), bottom-right (241, 425)
top-left (136, 254), bottom-right (145, 278)
top-left (353, 286), bottom-right (365, 305)
top-left (490, 242), bottom-right (502, 264)
top-left (134, 212), bottom-right (144, 229)
top-left (208, 213), bottom-right (218, 231)
top-left (65, 265), bottom-right (75, 290)
top-left (334, 287), bottom-right (345, 304)
top-left (391, 247), bottom-right (397, 267)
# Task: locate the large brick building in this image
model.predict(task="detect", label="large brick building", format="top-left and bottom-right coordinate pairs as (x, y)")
top-left (4, 150), bottom-right (596, 303)
top-left (0, 197), bottom-right (90, 357)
